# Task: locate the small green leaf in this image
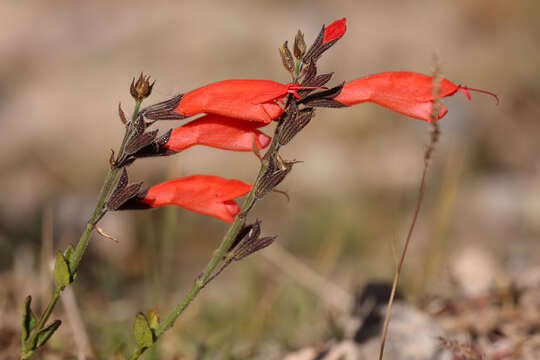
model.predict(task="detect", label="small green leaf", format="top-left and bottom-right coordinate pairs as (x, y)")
top-left (134, 313), bottom-right (154, 349)
top-left (54, 252), bottom-right (71, 289)
top-left (63, 245), bottom-right (75, 268)
top-left (147, 309), bottom-right (160, 331)
top-left (21, 296), bottom-right (37, 342)
top-left (35, 320), bottom-right (61, 348)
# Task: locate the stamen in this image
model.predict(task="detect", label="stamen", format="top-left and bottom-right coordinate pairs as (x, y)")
top-left (459, 85), bottom-right (500, 105)
top-left (286, 83), bottom-right (328, 100)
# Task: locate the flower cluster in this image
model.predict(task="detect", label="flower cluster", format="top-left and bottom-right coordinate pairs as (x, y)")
top-left (19, 19), bottom-right (499, 360)
top-left (110, 17), bottom-right (496, 223)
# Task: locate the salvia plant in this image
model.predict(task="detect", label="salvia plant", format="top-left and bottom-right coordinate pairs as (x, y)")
top-left (19, 18), bottom-right (498, 359)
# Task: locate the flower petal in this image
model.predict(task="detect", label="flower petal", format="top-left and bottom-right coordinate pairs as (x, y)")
top-left (141, 175), bottom-right (252, 222)
top-left (334, 72), bottom-right (460, 122)
top-left (323, 18), bottom-right (347, 43)
top-left (165, 114), bottom-right (271, 152)
top-left (174, 80), bottom-right (287, 123)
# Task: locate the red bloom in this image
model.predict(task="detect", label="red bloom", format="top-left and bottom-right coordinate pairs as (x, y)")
top-left (174, 80), bottom-right (324, 123)
top-left (323, 18), bottom-right (347, 43)
top-left (141, 175), bottom-right (252, 222)
top-left (174, 80), bottom-right (287, 123)
top-left (334, 72), bottom-right (498, 122)
top-left (165, 114), bottom-right (271, 152)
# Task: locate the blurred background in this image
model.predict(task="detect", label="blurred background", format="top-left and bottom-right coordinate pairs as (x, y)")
top-left (1, 0), bottom-right (539, 359)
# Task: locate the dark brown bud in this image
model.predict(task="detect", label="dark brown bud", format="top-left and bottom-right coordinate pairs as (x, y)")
top-left (130, 73), bottom-right (155, 101)
top-left (279, 41), bottom-right (295, 75)
top-left (106, 168), bottom-right (143, 211)
top-left (141, 94), bottom-right (187, 121)
top-left (255, 153), bottom-right (298, 199)
top-left (294, 30), bottom-right (306, 59)
top-left (278, 104), bottom-right (314, 146)
top-left (229, 220), bottom-right (276, 261)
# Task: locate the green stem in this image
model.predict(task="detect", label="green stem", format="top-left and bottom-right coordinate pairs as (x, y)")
top-left (71, 167), bottom-right (119, 270)
top-left (34, 287), bottom-right (61, 336)
top-left (154, 147), bottom-right (272, 338)
top-left (128, 348), bottom-right (144, 360)
top-left (129, 63), bottom-right (301, 359)
top-left (22, 99), bottom-right (142, 360)
top-left (70, 99), bottom-right (142, 272)
top-left (127, 131), bottom-right (281, 360)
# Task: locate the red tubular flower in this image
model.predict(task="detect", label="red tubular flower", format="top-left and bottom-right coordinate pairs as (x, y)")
top-left (334, 71), bottom-right (499, 122)
top-left (141, 175), bottom-right (252, 222)
top-left (173, 80), bottom-right (324, 123)
top-left (174, 80), bottom-right (287, 123)
top-left (323, 17), bottom-right (347, 43)
top-left (165, 114), bottom-right (271, 152)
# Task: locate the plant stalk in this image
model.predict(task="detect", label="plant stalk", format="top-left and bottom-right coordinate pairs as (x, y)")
top-left (129, 62), bottom-right (303, 360)
top-left (21, 99), bottom-right (142, 360)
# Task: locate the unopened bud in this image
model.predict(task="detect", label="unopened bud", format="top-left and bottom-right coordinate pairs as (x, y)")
top-left (130, 73), bottom-right (155, 101)
top-left (229, 220), bottom-right (276, 261)
top-left (106, 168), bottom-right (143, 211)
top-left (279, 41), bottom-right (295, 74)
top-left (255, 153), bottom-right (297, 199)
top-left (294, 30), bottom-right (306, 59)
top-left (278, 104), bottom-right (314, 146)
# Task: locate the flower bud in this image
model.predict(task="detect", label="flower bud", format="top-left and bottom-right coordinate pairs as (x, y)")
top-left (278, 103), bottom-right (314, 146)
top-left (279, 41), bottom-right (295, 74)
top-left (294, 30), bottom-right (306, 59)
top-left (255, 153), bottom-right (297, 199)
top-left (303, 18), bottom-right (347, 64)
top-left (230, 220), bottom-right (276, 261)
top-left (130, 73), bottom-right (155, 101)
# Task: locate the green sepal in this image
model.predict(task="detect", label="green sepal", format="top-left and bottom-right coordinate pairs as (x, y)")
top-left (34, 320), bottom-right (61, 348)
top-left (21, 296), bottom-right (37, 342)
top-left (63, 245), bottom-right (75, 268)
top-left (54, 251), bottom-right (71, 289)
top-left (63, 245), bottom-right (78, 280)
top-left (147, 309), bottom-right (160, 331)
top-left (134, 313), bottom-right (154, 350)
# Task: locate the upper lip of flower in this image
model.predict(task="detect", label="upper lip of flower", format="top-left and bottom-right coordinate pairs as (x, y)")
top-left (174, 79), bottom-right (289, 123)
top-left (171, 80), bottom-right (330, 123)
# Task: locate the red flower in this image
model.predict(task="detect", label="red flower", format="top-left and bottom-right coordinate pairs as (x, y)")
top-left (334, 71), bottom-right (498, 122)
top-left (323, 18), bottom-right (347, 43)
top-left (174, 80), bottom-right (286, 123)
top-left (165, 114), bottom-right (271, 152)
top-left (173, 80), bottom-right (324, 123)
top-left (141, 175), bottom-right (252, 222)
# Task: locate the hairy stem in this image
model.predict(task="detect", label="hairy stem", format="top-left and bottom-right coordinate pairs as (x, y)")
top-left (21, 100), bottom-right (142, 360)
top-left (129, 61), bottom-right (303, 360)
top-left (154, 134), bottom-right (277, 339)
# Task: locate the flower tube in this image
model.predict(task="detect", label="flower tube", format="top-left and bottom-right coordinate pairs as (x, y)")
top-left (132, 175), bottom-right (252, 222)
top-left (334, 71), bottom-right (498, 122)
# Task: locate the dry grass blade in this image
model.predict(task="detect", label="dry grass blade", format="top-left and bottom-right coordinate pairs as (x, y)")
top-left (95, 226), bottom-right (119, 243)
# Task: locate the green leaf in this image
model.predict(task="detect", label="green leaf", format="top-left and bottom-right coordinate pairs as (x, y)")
top-left (21, 296), bottom-right (37, 342)
top-left (147, 309), bottom-right (160, 331)
top-left (63, 245), bottom-right (75, 268)
top-left (54, 251), bottom-right (71, 289)
top-left (134, 313), bottom-right (154, 349)
top-left (35, 320), bottom-right (61, 348)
